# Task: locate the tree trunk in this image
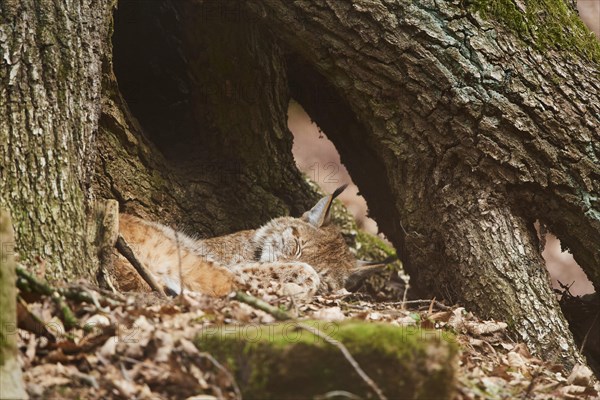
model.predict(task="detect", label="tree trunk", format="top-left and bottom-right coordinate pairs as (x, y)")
top-left (239, 0), bottom-right (600, 367)
top-left (94, 1), bottom-right (316, 236)
top-left (0, 0), bottom-right (114, 281)
top-left (0, 210), bottom-right (27, 399)
top-left (2, 0), bottom-right (598, 372)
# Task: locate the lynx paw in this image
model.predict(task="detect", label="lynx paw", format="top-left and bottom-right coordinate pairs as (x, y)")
top-left (229, 262), bottom-right (320, 301)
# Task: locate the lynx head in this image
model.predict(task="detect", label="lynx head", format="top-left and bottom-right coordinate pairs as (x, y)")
top-left (252, 185), bottom-right (356, 292)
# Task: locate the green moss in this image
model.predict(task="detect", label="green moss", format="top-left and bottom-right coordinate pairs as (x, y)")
top-left (327, 192), bottom-right (398, 260)
top-left (355, 229), bottom-right (396, 260)
top-left (195, 320), bottom-right (458, 399)
top-left (469, 0), bottom-right (600, 63)
top-left (305, 177), bottom-right (405, 291)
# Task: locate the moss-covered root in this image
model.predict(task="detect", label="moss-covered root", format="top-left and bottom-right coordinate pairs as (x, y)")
top-left (195, 321), bottom-right (458, 399)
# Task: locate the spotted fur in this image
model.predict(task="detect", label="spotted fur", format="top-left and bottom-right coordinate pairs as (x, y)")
top-left (114, 186), bottom-right (356, 301)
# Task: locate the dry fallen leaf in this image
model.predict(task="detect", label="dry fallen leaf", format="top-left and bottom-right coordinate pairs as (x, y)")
top-left (311, 306), bottom-right (346, 321)
top-left (15, 287), bottom-right (600, 400)
top-left (506, 351), bottom-right (529, 374)
top-left (567, 364), bottom-right (593, 386)
top-left (464, 320), bottom-right (508, 336)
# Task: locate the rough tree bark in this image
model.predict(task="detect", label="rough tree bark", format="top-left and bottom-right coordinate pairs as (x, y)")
top-left (0, 0), bottom-right (114, 281)
top-left (1, 0), bottom-right (598, 372)
top-left (94, 1), bottom-right (316, 235)
top-left (239, 0), bottom-right (600, 367)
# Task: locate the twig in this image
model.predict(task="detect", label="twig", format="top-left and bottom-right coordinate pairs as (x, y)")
top-left (296, 322), bottom-right (387, 400)
top-left (85, 282), bottom-right (126, 303)
top-left (428, 297), bottom-right (436, 314)
top-left (52, 291), bottom-right (79, 329)
top-left (116, 235), bottom-right (167, 298)
top-left (17, 265), bottom-right (123, 307)
top-left (233, 291), bottom-right (292, 321)
top-left (16, 265), bottom-right (127, 335)
top-left (198, 351), bottom-right (243, 400)
top-left (16, 266), bottom-right (79, 329)
top-left (16, 265), bottom-right (125, 306)
top-left (400, 281), bottom-right (409, 310)
top-left (397, 299), bottom-right (453, 311)
top-left (479, 338), bottom-right (499, 362)
top-left (522, 368), bottom-right (542, 399)
top-left (66, 284), bottom-right (122, 310)
top-left (62, 286), bottom-right (103, 306)
top-left (579, 310), bottom-right (599, 354)
top-left (72, 371), bottom-right (99, 389)
top-left (16, 265), bottom-right (55, 296)
top-left (174, 229), bottom-right (185, 296)
top-left (231, 291), bottom-right (385, 399)
top-left (63, 284), bottom-right (123, 308)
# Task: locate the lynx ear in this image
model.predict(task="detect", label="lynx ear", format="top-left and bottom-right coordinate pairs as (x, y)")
top-left (302, 184), bottom-right (348, 228)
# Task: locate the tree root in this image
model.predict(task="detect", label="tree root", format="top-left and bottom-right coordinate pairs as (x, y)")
top-left (296, 322), bottom-right (388, 400)
top-left (16, 266), bottom-right (80, 329)
top-left (16, 265), bottom-right (125, 332)
top-left (233, 290), bottom-right (387, 400)
top-left (232, 291), bottom-right (292, 320)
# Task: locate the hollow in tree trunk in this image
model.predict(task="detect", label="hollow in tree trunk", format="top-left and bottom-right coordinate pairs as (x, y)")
top-left (1, 0), bottom-right (598, 371)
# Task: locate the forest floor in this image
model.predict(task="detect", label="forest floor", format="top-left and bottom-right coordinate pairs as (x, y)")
top-left (16, 276), bottom-right (599, 400)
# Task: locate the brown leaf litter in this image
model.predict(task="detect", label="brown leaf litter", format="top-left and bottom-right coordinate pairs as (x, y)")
top-left (16, 287), bottom-right (600, 399)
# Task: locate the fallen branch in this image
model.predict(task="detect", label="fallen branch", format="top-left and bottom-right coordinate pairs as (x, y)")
top-left (16, 266), bottom-right (79, 329)
top-left (296, 322), bottom-right (388, 400)
top-left (62, 284), bottom-right (124, 308)
top-left (16, 265), bottom-right (55, 297)
top-left (17, 265), bottom-right (122, 306)
top-left (399, 299), bottom-right (453, 311)
top-left (16, 265), bottom-right (125, 330)
top-left (233, 291), bottom-right (292, 321)
top-left (198, 351), bottom-right (242, 400)
top-left (116, 235), bottom-right (167, 298)
top-left (232, 291), bottom-right (386, 400)
top-left (52, 291), bottom-right (79, 330)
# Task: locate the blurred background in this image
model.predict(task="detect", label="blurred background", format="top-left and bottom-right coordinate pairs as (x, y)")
top-left (288, 1), bottom-right (597, 295)
top-left (578, 0), bottom-right (600, 37)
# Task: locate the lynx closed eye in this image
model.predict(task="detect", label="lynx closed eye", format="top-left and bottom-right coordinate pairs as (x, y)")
top-left (113, 186), bottom-right (356, 301)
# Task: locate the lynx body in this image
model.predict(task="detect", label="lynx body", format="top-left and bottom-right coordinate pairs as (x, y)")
top-left (115, 186), bottom-right (357, 300)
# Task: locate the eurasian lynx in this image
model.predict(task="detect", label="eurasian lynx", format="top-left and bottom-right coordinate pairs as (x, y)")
top-left (114, 185), bottom-right (360, 300)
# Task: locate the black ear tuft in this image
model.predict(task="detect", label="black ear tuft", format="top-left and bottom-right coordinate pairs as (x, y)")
top-left (332, 184), bottom-right (349, 200)
top-left (302, 184), bottom-right (349, 228)
top-left (324, 183), bottom-right (348, 220)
